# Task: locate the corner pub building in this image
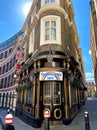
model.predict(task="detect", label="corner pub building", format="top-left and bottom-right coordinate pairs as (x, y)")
top-left (0, 0), bottom-right (87, 128)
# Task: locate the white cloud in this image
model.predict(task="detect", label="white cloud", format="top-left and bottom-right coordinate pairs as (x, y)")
top-left (85, 72), bottom-right (94, 81)
top-left (88, 50), bottom-right (91, 55)
top-left (86, 72), bottom-right (93, 77)
top-left (23, 2), bottom-right (32, 16)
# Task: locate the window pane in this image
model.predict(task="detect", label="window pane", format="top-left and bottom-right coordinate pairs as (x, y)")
top-left (44, 20), bottom-right (57, 41)
top-left (71, 87), bottom-right (76, 104)
top-left (43, 82), bottom-right (51, 105)
top-left (51, 28), bottom-right (56, 40)
top-left (51, 21), bottom-right (56, 26)
top-left (26, 88), bottom-right (32, 104)
top-left (44, 83), bottom-right (50, 95)
top-left (44, 98), bottom-right (51, 104)
top-left (45, 0), bottom-right (55, 4)
top-left (51, 0), bottom-right (55, 2)
top-left (45, 0), bottom-right (49, 4)
top-left (45, 21), bottom-right (50, 27)
top-left (45, 28), bottom-right (50, 40)
top-left (53, 82), bottom-right (61, 105)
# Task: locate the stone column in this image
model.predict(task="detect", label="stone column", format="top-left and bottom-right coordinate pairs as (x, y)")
top-left (7, 93), bottom-right (10, 108)
top-left (4, 93), bottom-right (8, 108)
top-left (64, 77), bottom-right (71, 120)
top-left (64, 59), bottom-right (72, 124)
top-left (32, 76), bottom-right (36, 116)
top-left (24, 90), bottom-right (27, 104)
top-left (68, 79), bottom-right (72, 115)
top-left (35, 77), bottom-right (40, 118)
top-left (63, 59), bottom-right (70, 123)
top-left (35, 60), bottom-right (41, 118)
top-left (10, 92), bottom-right (13, 110)
top-left (67, 59), bottom-right (72, 118)
top-left (12, 92), bottom-right (17, 115)
top-left (0, 93), bottom-right (1, 107)
top-left (3, 93), bottom-right (6, 107)
top-left (64, 77), bottom-right (69, 119)
top-left (0, 93), bottom-right (3, 107)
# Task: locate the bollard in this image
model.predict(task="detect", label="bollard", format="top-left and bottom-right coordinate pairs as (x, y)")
top-left (84, 111), bottom-right (90, 130)
top-left (44, 110), bottom-right (50, 130)
top-left (4, 113), bottom-right (14, 125)
top-left (4, 125), bottom-right (15, 130)
top-left (4, 113), bottom-right (15, 130)
top-left (44, 118), bottom-right (49, 130)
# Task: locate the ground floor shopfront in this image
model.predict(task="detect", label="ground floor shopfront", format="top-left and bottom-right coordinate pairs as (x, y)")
top-left (0, 88), bottom-right (17, 113)
top-left (15, 51), bottom-right (86, 128)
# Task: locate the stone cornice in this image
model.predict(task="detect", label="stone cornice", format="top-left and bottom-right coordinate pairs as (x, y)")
top-left (36, 4), bottom-right (70, 23)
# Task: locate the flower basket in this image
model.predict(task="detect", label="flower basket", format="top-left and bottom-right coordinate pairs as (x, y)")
top-left (72, 79), bottom-right (81, 89)
top-left (16, 85), bottom-right (22, 93)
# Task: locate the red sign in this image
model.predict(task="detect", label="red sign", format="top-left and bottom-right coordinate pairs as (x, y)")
top-left (44, 110), bottom-right (50, 118)
top-left (16, 63), bottom-right (21, 69)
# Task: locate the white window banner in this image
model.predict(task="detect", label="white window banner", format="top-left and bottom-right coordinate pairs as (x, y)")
top-left (39, 71), bottom-right (63, 81)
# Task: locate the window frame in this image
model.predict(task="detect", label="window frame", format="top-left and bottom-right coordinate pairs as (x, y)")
top-left (45, 20), bottom-right (56, 41)
top-left (40, 15), bottom-right (61, 46)
top-left (26, 88), bottom-right (32, 104)
top-left (29, 29), bottom-right (35, 54)
top-left (41, 0), bottom-right (60, 7)
top-left (45, 0), bottom-right (55, 4)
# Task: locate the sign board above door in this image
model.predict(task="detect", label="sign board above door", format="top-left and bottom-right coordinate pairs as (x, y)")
top-left (39, 71), bottom-right (63, 81)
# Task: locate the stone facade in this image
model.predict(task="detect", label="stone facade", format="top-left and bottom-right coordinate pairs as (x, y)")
top-left (0, 31), bottom-right (22, 112)
top-left (90, 0), bottom-right (97, 92)
top-left (15, 0), bottom-right (86, 128)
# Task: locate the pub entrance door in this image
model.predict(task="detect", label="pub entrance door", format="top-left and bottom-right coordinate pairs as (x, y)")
top-left (43, 81), bottom-right (62, 122)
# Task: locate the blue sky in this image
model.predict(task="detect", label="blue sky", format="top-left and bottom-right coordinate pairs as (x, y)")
top-left (72, 0), bottom-right (94, 81)
top-left (0, 0), bottom-right (94, 81)
top-left (0, 0), bottom-right (32, 41)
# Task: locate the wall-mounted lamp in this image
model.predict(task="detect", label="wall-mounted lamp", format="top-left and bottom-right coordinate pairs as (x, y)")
top-left (14, 74), bottom-right (17, 78)
top-left (47, 47), bottom-right (54, 62)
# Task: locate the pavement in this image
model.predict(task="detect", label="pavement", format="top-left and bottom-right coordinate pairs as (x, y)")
top-left (0, 97), bottom-right (97, 130)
